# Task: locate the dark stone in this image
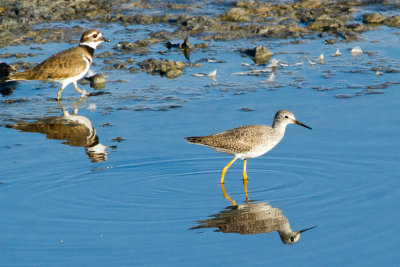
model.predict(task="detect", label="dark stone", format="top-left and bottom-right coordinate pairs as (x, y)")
top-left (363, 13), bottom-right (386, 24)
top-left (138, 59), bottom-right (187, 78)
top-left (240, 46), bottom-right (273, 64)
top-left (384, 15), bottom-right (400, 27)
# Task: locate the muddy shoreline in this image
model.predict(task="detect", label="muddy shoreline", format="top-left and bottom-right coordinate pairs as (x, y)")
top-left (1, 1), bottom-right (399, 47)
top-left (0, 0), bottom-right (399, 80)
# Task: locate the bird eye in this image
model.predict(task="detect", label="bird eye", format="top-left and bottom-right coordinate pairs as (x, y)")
top-left (285, 115), bottom-right (289, 119)
top-left (93, 34), bottom-right (98, 38)
top-left (290, 236), bottom-right (295, 242)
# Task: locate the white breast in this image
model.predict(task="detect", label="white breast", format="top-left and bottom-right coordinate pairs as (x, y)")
top-left (238, 132), bottom-right (284, 159)
top-left (56, 55), bottom-right (91, 87)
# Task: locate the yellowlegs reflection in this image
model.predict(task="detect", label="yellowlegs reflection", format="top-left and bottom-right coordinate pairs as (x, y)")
top-left (191, 182), bottom-right (316, 244)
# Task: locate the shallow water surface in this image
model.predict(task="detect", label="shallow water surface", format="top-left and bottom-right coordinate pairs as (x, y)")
top-left (0, 12), bottom-right (400, 267)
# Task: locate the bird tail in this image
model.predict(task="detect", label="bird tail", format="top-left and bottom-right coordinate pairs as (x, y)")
top-left (0, 75), bottom-right (21, 82)
top-left (6, 71), bottom-right (32, 81)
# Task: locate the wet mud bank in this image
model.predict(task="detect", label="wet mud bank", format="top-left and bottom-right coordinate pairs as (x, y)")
top-left (0, 0), bottom-right (399, 87)
top-left (1, 0), bottom-right (399, 47)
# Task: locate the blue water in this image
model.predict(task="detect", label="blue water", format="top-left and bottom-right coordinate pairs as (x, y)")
top-left (0, 19), bottom-right (399, 266)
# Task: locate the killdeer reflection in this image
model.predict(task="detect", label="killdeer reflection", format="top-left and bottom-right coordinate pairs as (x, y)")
top-left (190, 182), bottom-right (316, 244)
top-left (6, 108), bottom-right (108, 162)
top-left (4, 29), bottom-right (110, 100)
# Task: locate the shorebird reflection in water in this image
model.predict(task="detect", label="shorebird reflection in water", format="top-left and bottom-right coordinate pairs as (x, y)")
top-left (6, 108), bottom-right (107, 162)
top-left (190, 181), bottom-right (316, 244)
top-left (165, 36), bottom-right (193, 64)
top-left (185, 110), bottom-right (311, 183)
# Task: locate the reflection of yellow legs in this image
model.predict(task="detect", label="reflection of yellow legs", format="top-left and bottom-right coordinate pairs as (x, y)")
top-left (220, 180), bottom-right (249, 204)
top-left (220, 157), bottom-right (238, 184)
top-left (220, 183), bottom-right (236, 206)
top-left (243, 178), bottom-right (249, 201)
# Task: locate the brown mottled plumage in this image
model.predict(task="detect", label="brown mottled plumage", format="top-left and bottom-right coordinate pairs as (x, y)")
top-left (8, 46), bottom-right (93, 81)
top-left (185, 125), bottom-right (273, 155)
top-left (6, 29), bottom-right (110, 100)
top-left (185, 110), bottom-right (311, 183)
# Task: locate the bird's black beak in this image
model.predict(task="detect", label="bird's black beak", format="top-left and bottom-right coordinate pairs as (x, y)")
top-left (299, 226), bottom-right (317, 233)
top-left (101, 37), bottom-right (111, 42)
top-left (294, 120), bottom-right (312, 130)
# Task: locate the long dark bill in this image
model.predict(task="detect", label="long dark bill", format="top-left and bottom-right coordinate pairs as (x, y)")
top-left (295, 120), bottom-right (312, 130)
top-left (299, 226), bottom-right (317, 233)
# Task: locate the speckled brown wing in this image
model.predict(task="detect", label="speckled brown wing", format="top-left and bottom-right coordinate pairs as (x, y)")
top-left (8, 46), bottom-right (89, 81)
top-left (186, 125), bottom-right (270, 154)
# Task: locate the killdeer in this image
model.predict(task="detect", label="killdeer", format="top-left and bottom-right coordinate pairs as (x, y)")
top-left (4, 29), bottom-right (110, 100)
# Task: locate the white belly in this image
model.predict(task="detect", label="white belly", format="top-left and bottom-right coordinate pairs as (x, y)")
top-left (57, 55), bottom-right (91, 87)
top-left (237, 135), bottom-right (283, 159)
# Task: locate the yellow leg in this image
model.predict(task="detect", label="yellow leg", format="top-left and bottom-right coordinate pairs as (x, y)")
top-left (220, 183), bottom-right (236, 206)
top-left (220, 157), bottom-right (238, 184)
top-left (242, 158), bottom-right (248, 181)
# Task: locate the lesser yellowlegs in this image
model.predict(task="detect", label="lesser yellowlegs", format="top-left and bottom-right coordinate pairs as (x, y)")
top-left (185, 110), bottom-right (311, 183)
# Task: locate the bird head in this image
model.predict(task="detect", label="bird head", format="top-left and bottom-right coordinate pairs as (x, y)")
top-left (80, 29), bottom-right (110, 49)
